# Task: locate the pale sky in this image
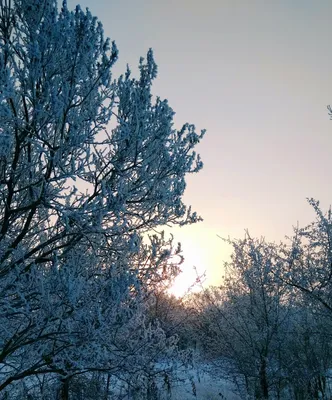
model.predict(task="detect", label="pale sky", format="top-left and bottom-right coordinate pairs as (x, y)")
top-left (67, 0), bottom-right (332, 293)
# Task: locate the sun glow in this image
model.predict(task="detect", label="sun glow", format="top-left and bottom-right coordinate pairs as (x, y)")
top-left (168, 242), bottom-right (205, 298)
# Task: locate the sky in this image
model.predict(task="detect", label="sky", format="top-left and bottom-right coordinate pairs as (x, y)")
top-left (67, 0), bottom-right (332, 294)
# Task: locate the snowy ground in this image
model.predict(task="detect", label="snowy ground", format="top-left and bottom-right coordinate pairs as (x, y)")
top-left (157, 361), bottom-right (242, 400)
top-left (170, 371), bottom-right (241, 400)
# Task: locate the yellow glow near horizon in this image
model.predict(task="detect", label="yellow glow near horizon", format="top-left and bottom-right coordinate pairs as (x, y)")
top-left (167, 238), bottom-right (206, 298)
top-left (168, 264), bottom-right (202, 298)
top-left (166, 225), bottom-right (233, 297)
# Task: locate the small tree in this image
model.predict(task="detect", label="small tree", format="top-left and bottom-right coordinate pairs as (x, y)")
top-left (193, 202), bottom-right (332, 399)
top-left (277, 199), bottom-right (332, 399)
top-left (194, 236), bottom-right (290, 399)
top-left (0, 0), bottom-right (205, 395)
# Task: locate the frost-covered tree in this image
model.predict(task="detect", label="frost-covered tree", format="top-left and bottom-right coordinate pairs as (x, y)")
top-left (0, 0), bottom-right (204, 395)
top-left (276, 199), bottom-right (332, 399)
top-left (280, 199), bottom-right (332, 314)
top-left (193, 202), bottom-right (332, 399)
top-left (193, 236), bottom-right (290, 399)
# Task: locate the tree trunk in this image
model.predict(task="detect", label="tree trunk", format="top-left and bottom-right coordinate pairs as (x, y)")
top-left (259, 357), bottom-right (269, 399)
top-left (59, 377), bottom-right (70, 400)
